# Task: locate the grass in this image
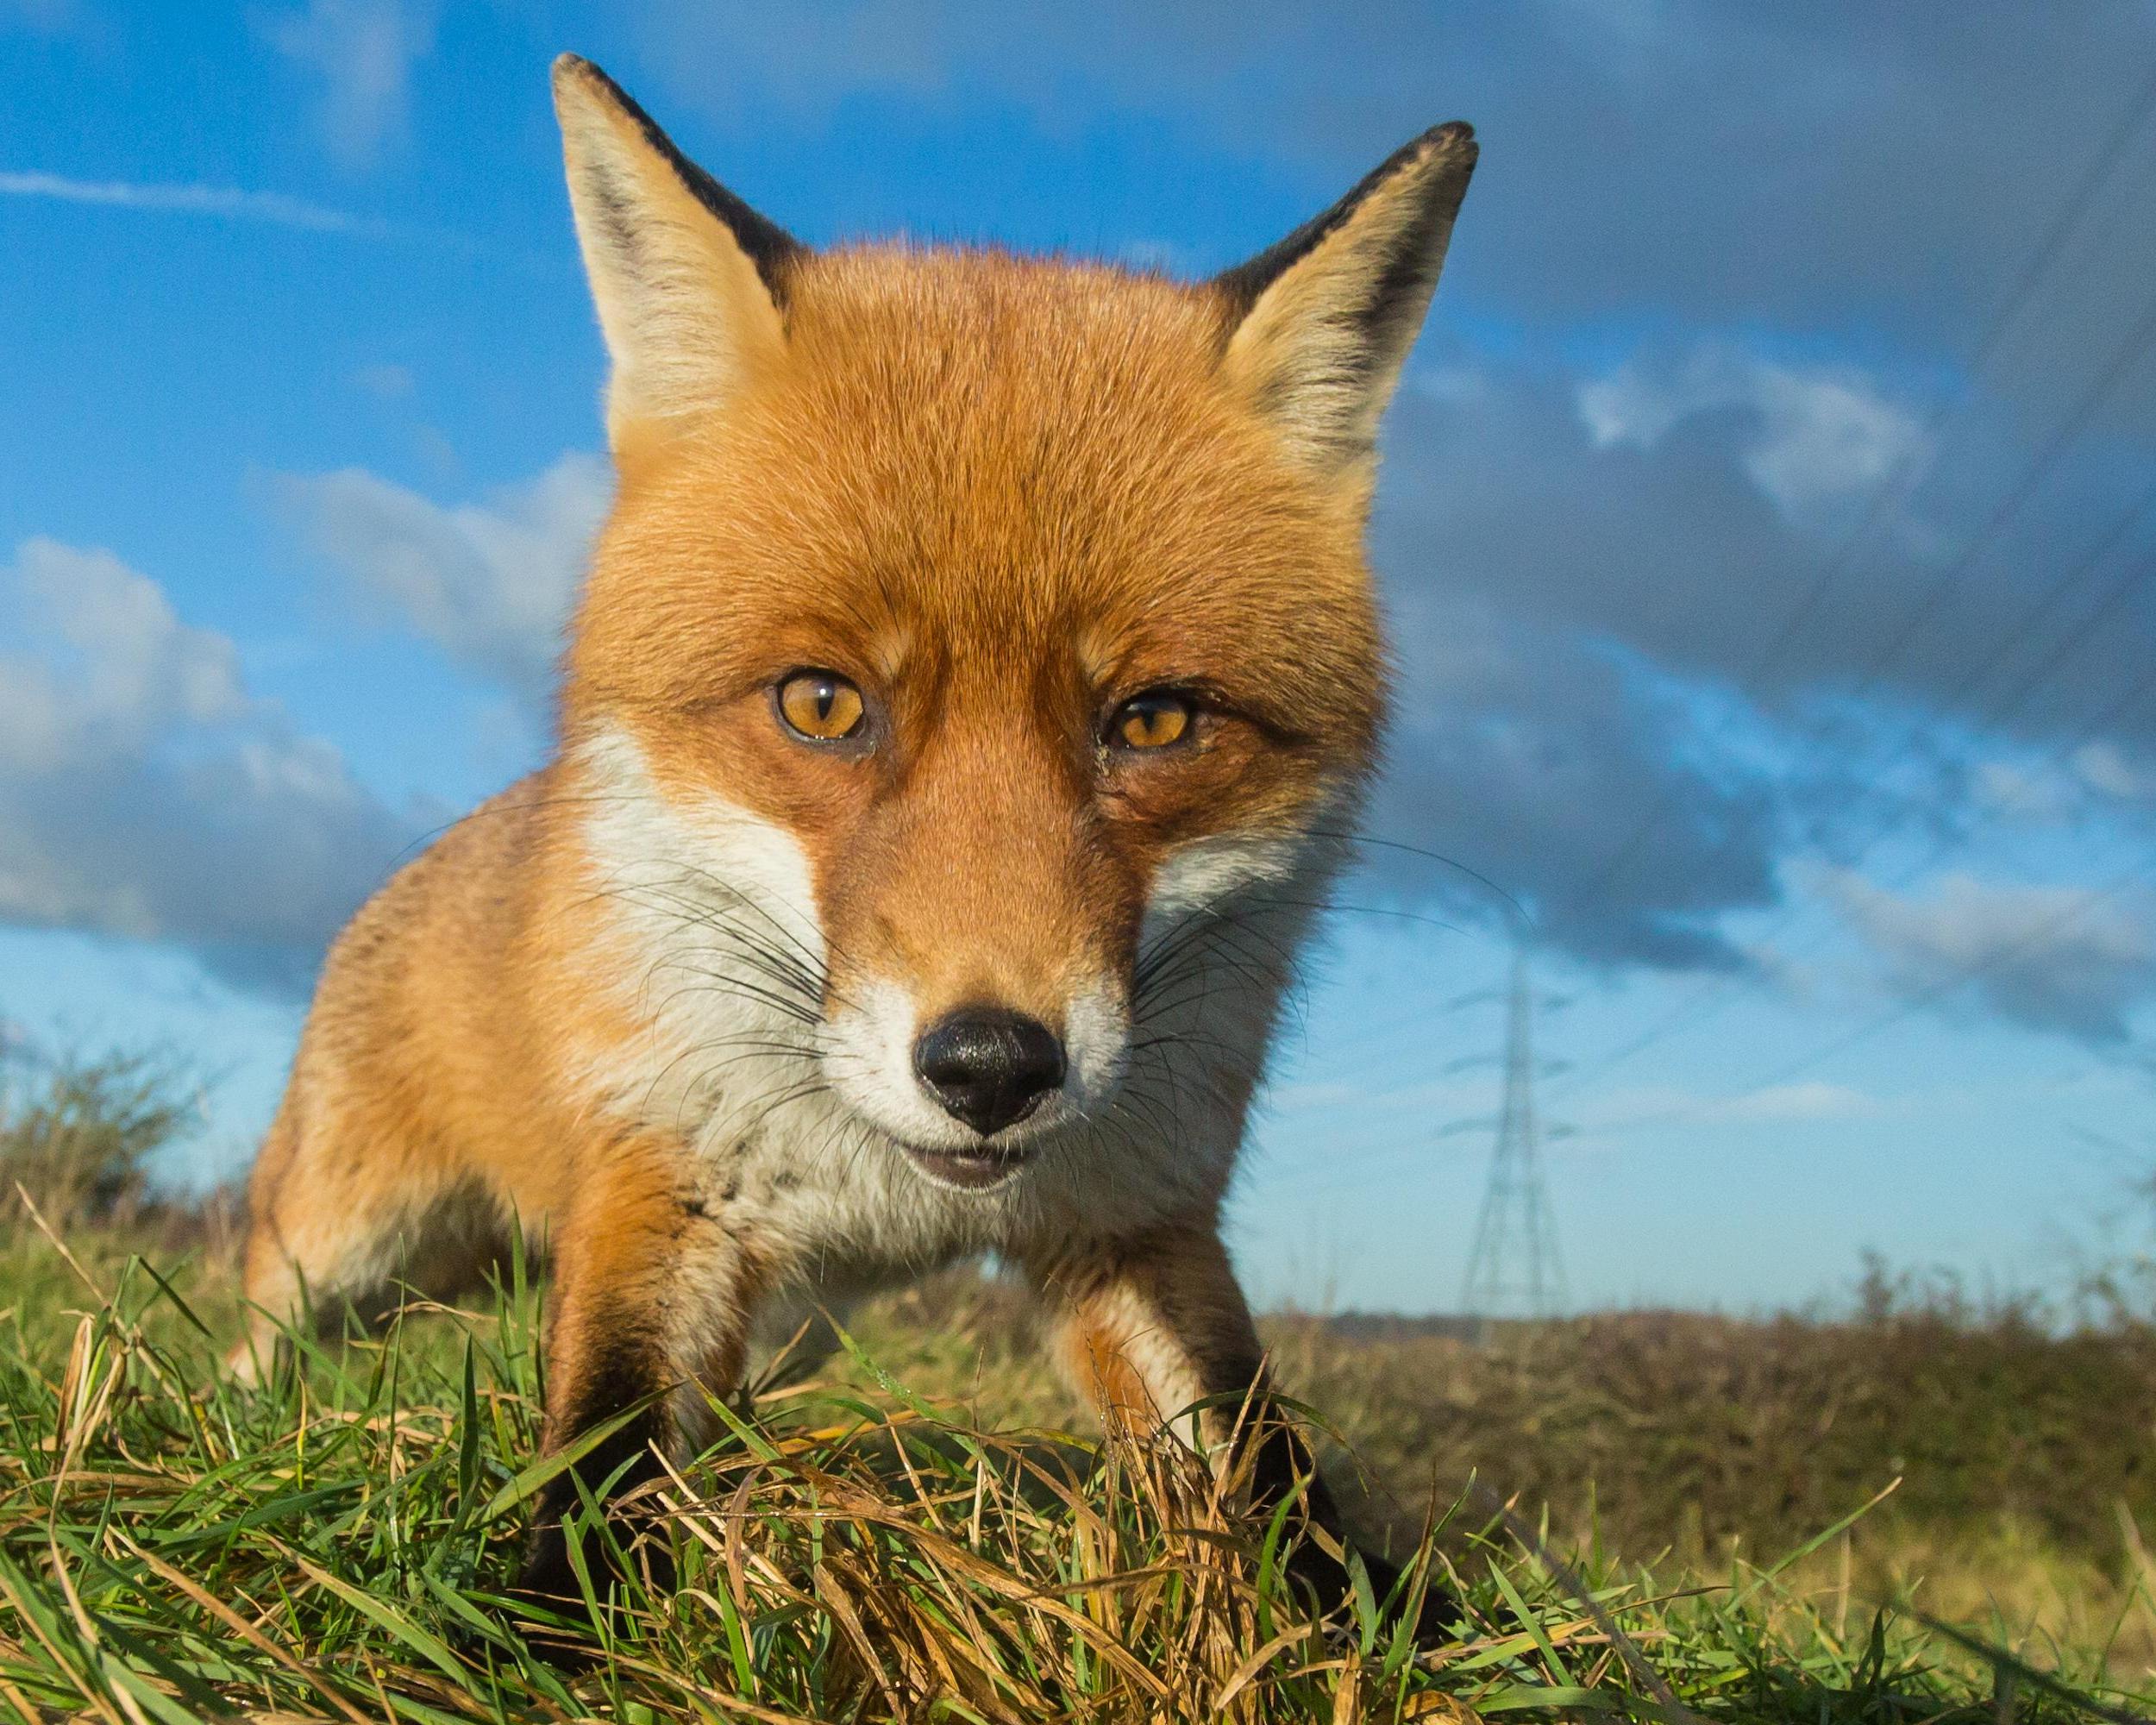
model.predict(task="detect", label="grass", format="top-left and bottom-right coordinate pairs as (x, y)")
top-left (0, 1225), bottom-right (2147, 1724)
top-left (850, 1276), bottom-right (2156, 1559)
top-left (0, 1050), bottom-right (2152, 1721)
top-left (1257, 1298), bottom-right (2156, 1634)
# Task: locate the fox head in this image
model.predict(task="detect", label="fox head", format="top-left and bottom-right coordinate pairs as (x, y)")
top-left (551, 57), bottom-right (1474, 1195)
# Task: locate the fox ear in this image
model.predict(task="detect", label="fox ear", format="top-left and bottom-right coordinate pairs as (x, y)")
top-left (1214, 123), bottom-right (1476, 479)
top-left (552, 54), bottom-right (803, 448)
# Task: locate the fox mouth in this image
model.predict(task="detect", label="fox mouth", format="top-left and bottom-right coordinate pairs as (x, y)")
top-left (900, 1140), bottom-right (1033, 1191)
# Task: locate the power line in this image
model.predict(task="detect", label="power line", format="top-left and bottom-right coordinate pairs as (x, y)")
top-left (1550, 544), bottom-right (2156, 1101)
top-left (1290, 618), bottom-right (2156, 1167)
top-left (1282, 952), bottom-right (1573, 1214)
top-left (1577, 849), bottom-right (2156, 1141)
top-left (1273, 819), bottom-right (2154, 1199)
top-left (1580, 268), bottom-right (2156, 934)
top-left (1294, 614), bottom-right (2156, 1124)
top-left (1273, 53), bottom-right (2156, 1178)
top-left (1553, 56), bottom-right (2156, 925)
top-left (1534, 88), bottom-right (2156, 1100)
top-left (1814, 291), bottom-right (2156, 716)
top-left (1952, 530), bottom-right (2156, 740)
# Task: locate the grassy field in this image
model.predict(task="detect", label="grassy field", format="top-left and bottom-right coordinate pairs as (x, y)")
top-left (0, 1053), bottom-right (2152, 1721)
top-left (0, 1218), bottom-right (2149, 1724)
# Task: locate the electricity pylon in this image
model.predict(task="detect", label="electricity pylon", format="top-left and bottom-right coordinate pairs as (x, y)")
top-left (1457, 944), bottom-right (1570, 1319)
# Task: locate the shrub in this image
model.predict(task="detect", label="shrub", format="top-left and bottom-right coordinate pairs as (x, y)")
top-left (0, 1038), bottom-right (195, 1226)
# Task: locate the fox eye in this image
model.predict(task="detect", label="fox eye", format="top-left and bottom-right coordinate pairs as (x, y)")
top-left (1110, 690), bottom-right (1194, 751)
top-left (775, 670), bottom-right (867, 743)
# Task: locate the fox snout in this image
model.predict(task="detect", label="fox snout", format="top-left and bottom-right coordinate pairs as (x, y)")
top-left (821, 961), bottom-right (1131, 1189)
top-left (913, 1007), bottom-right (1067, 1138)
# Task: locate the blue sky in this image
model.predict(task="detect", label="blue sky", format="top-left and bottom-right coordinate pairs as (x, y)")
top-left (4, 0), bottom-right (2156, 1314)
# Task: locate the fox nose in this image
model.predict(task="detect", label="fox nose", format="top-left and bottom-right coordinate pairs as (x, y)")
top-left (912, 1008), bottom-right (1067, 1138)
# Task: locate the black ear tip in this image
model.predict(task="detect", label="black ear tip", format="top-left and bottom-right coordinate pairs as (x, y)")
top-left (1407, 121), bottom-right (1478, 179)
top-left (1212, 118), bottom-right (1480, 313)
top-left (551, 53), bottom-right (625, 106)
top-left (1402, 122), bottom-right (1477, 217)
top-left (550, 47), bottom-right (805, 302)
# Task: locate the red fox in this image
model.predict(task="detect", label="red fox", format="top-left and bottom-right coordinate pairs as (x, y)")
top-left (235, 54), bottom-right (1476, 1628)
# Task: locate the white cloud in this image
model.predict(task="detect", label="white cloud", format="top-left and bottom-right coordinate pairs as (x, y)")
top-left (0, 538), bottom-right (423, 992)
top-left (0, 170), bottom-right (362, 232)
top-left (1578, 342), bottom-right (1926, 524)
top-left (274, 453), bottom-right (611, 702)
top-left (1270, 1074), bottom-right (1485, 1115)
top-left (1971, 757), bottom-right (2080, 825)
top-left (1825, 868), bottom-right (2156, 1042)
top-left (2075, 740), bottom-right (2156, 805)
top-left (0, 543), bottom-right (247, 776)
top-left (1589, 1080), bottom-right (1883, 1132)
top-left (1717, 1082), bottom-right (1883, 1124)
top-left (264, 0), bottom-right (435, 167)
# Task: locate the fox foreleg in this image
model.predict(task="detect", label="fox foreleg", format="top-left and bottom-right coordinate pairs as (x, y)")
top-left (1032, 1221), bottom-right (1454, 1639)
top-left (515, 1141), bottom-right (761, 1610)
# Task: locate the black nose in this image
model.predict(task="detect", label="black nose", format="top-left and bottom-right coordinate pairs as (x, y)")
top-left (912, 1008), bottom-right (1066, 1138)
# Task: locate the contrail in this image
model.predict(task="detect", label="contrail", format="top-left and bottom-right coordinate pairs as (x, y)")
top-left (0, 169), bottom-right (367, 233)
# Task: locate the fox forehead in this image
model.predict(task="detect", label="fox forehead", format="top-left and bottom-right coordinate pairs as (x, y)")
top-left (567, 245), bottom-right (1385, 752)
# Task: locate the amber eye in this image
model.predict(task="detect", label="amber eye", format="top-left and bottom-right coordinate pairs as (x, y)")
top-left (1111, 690), bottom-right (1194, 751)
top-left (775, 670), bottom-right (867, 743)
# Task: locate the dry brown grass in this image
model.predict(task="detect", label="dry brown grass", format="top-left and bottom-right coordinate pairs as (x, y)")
top-left (836, 1270), bottom-right (2156, 1690)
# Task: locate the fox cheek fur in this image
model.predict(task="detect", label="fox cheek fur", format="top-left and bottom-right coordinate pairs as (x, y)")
top-left (233, 53), bottom-right (1476, 1634)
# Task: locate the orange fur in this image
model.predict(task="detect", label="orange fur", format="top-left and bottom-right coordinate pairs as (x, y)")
top-left (235, 54), bottom-right (1474, 1618)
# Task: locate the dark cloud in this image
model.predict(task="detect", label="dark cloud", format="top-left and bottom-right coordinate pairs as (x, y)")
top-left (635, 0), bottom-right (2156, 360)
top-left (1358, 345), bottom-right (2156, 968)
top-left (1362, 599), bottom-right (1783, 969)
top-left (1376, 346), bottom-right (2156, 750)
